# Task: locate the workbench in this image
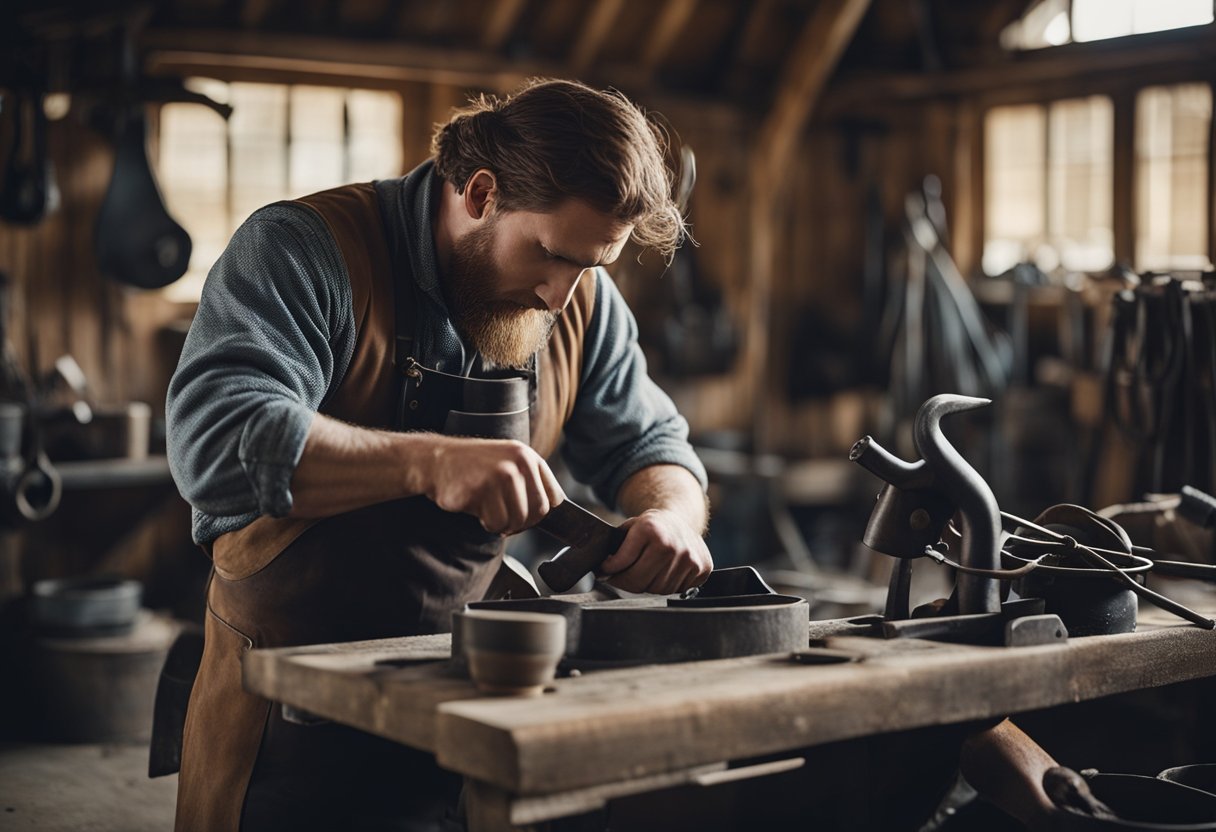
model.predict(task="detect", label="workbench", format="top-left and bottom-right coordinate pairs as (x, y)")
top-left (243, 607), bottom-right (1216, 831)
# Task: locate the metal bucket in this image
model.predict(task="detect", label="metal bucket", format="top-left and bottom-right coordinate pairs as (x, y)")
top-left (1005, 504), bottom-right (1151, 636)
top-left (1052, 773), bottom-right (1216, 830)
top-left (1006, 550), bottom-right (1152, 636)
top-left (1160, 766), bottom-right (1216, 797)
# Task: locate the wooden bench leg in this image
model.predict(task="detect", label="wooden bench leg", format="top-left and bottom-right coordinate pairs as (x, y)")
top-left (464, 777), bottom-right (535, 832)
top-left (462, 758), bottom-right (805, 830)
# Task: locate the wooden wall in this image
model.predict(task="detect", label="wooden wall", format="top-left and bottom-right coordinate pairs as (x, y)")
top-left (0, 74), bottom-right (956, 464)
top-left (6, 32), bottom-right (1211, 601)
top-left (0, 110), bottom-right (200, 603)
top-left (0, 120), bottom-right (189, 412)
top-left (17, 33), bottom-right (1205, 477)
top-left (749, 100), bottom-right (971, 457)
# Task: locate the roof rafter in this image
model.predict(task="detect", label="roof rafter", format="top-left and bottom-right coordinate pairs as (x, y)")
top-left (140, 26), bottom-right (746, 127)
top-left (754, 0), bottom-right (872, 181)
top-left (744, 0), bottom-right (872, 452)
top-left (482, 0), bottom-right (528, 50)
top-left (240, 0), bottom-right (274, 29)
top-left (731, 0), bottom-right (776, 69)
top-left (640, 0), bottom-right (698, 80)
top-left (569, 0), bottom-right (625, 76)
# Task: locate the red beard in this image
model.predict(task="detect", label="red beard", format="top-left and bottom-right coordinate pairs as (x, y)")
top-left (446, 220), bottom-right (558, 370)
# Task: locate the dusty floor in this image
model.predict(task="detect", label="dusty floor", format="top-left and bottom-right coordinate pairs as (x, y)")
top-left (0, 742), bottom-right (177, 831)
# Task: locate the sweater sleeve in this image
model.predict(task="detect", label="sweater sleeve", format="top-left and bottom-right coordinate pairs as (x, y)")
top-left (166, 204), bottom-right (355, 526)
top-left (560, 270), bottom-right (708, 509)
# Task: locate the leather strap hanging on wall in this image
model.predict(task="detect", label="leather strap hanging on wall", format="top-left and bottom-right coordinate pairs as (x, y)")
top-left (94, 109), bottom-right (191, 289)
top-left (1100, 274), bottom-right (1216, 497)
top-left (658, 146), bottom-right (739, 377)
top-left (0, 86), bottom-right (53, 225)
top-left (882, 177), bottom-right (1011, 422)
top-left (660, 244), bottom-right (739, 376)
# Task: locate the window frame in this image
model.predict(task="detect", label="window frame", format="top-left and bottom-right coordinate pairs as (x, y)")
top-left (149, 72), bottom-right (412, 305)
top-left (972, 67), bottom-right (1215, 277)
top-left (982, 96), bottom-right (1116, 276)
top-left (1002, 0), bottom-right (1215, 50)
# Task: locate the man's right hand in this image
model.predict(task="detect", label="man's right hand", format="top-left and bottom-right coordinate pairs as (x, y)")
top-left (288, 416), bottom-right (564, 529)
top-left (424, 436), bottom-right (565, 535)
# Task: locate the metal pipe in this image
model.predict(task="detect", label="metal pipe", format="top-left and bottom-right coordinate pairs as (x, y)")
top-left (913, 394), bottom-right (1002, 614)
top-left (849, 435), bottom-right (929, 488)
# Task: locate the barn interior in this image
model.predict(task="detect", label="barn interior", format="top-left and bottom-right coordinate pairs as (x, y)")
top-left (2, 1), bottom-right (1216, 830)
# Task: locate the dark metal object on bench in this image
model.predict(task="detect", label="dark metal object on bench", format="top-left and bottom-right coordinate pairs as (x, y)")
top-left (877, 598), bottom-right (1067, 647)
top-left (453, 566), bottom-right (808, 668)
top-left (1005, 504), bottom-right (1215, 632)
top-left (849, 394), bottom-right (1073, 646)
top-left (851, 393), bottom-right (1003, 616)
top-left (1052, 772), bottom-right (1216, 830)
top-left (850, 393), bottom-right (1213, 642)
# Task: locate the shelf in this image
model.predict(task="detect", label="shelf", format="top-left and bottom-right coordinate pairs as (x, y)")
top-left (54, 456), bottom-right (173, 490)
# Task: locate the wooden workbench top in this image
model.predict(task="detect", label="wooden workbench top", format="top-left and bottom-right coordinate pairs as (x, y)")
top-left (244, 610), bottom-right (1216, 795)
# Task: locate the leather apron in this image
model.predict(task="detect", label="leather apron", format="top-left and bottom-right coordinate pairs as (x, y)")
top-left (173, 183), bottom-right (596, 831)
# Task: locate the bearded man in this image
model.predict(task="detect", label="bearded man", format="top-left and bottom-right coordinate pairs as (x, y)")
top-left (165, 78), bottom-right (712, 831)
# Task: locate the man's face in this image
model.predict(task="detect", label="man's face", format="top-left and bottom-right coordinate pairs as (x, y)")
top-left (446, 198), bottom-right (633, 369)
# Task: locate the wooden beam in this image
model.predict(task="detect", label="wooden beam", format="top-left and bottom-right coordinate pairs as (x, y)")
top-left (243, 615), bottom-right (1216, 797)
top-left (482, 0), bottom-right (528, 51)
top-left (240, 0), bottom-right (275, 29)
top-left (754, 0), bottom-right (872, 183)
top-left (1112, 89), bottom-right (1136, 268)
top-left (955, 99), bottom-right (984, 278)
top-left (732, 0), bottom-right (775, 67)
top-left (568, 0), bottom-right (625, 76)
top-left (1209, 81), bottom-right (1215, 270)
top-left (744, 0), bottom-right (871, 451)
top-left (824, 25), bottom-right (1216, 110)
top-left (142, 27), bottom-right (551, 88)
top-left (639, 0), bottom-right (697, 80)
top-left (141, 27), bottom-right (747, 128)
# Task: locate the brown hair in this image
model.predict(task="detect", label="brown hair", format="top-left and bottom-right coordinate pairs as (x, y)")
top-left (431, 78), bottom-right (687, 258)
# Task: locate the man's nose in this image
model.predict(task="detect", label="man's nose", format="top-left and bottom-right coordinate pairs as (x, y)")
top-left (535, 268), bottom-right (587, 312)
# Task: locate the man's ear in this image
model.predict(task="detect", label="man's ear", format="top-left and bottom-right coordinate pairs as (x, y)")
top-left (463, 169), bottom-right (497, 220)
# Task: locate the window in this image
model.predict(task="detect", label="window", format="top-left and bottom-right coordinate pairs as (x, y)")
top-left (984, 105), bottom-right (1045, 275)
top-left (157, 80), bottom-right (404, 303)
top-left (983, 84), bottom-right (1212, 277)
top-left (1135, 83), bottom-right (1213, 271)
top-left (1048, 98), bottom-right (1114, 273)
top-left (983, 97), bottom-right (1113, 276)
top-left (1000, 0), bottom-right (1071, 51)
top-left (1002, 0), bottom-right (1213, 51)
top-left (1073, 0), bottom-right (1213, 43)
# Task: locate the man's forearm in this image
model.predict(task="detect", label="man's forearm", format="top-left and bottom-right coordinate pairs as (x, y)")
top-left (287, 413), bottom-right (435, 518)
top-left (616, 464), bottom-right (708, 533)
top-left (288, 413), bottom-right (565, 534)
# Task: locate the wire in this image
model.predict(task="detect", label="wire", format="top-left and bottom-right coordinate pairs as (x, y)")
top-left (923, 546), bottom-right (1048, 579)
top-left (998, 510), bottom-right (1213, 629)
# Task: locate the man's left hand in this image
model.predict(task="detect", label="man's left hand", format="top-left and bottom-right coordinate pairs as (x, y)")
top-left (598, 508), bottom-right (713, 594)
